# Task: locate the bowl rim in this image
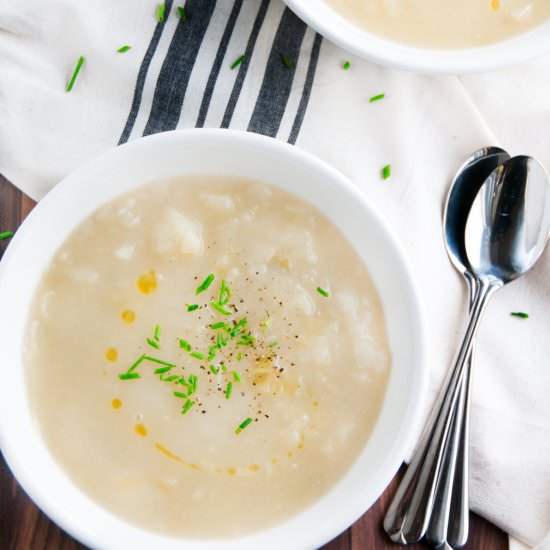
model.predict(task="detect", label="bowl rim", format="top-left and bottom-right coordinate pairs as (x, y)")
top-left (0, 129), bottom-right (428, 549)
top-left (283, 0), bottom-right (550, 74)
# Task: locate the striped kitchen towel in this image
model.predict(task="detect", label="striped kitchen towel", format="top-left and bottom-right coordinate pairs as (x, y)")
top-left (2, 1), bottom-right (550, 547)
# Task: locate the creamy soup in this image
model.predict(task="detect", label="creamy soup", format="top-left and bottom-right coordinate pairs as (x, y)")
top-left (25, 177), bottom-right (390, 538)
top-left (325, 0), bottom-right (550, 48)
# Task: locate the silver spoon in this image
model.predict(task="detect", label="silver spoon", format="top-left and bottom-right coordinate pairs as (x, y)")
top-left (384, 154), bottom-right (550, 545)
top-left (427, 147), bottom-right (510, 549)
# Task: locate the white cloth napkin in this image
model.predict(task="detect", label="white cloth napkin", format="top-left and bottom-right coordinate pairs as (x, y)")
top-left (1, 0), bottom-right (550, 547)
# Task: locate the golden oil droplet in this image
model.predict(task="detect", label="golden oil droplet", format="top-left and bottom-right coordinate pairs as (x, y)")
top-left (105, 348), bottom-right (118, 362)
top-left (271, 458), bottom-right (278, 465)
top-left (112, 398), bottom-right (122, 410)
top-left (137, 270), bottom-right (157, 294)
top-left (135, 423), bottom-right (148, 437)
top-left (227, 467), bottom-right (236, 476)
top-left (491, 0), bottom-right (500, 10)
top-left (312, 401), bottom-right (319, 408)
top-left (248, 464), bottom-right (260, 472)
top-left (121, 309), bottom-right (136, 324)
top-left (287, 451), bottom-right (293, 458)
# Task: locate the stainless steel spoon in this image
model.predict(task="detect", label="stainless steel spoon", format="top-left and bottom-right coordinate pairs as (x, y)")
top-left (384, 154), bottom-right (550, 546)
top-left (427, 147), bottom-right (510, 549)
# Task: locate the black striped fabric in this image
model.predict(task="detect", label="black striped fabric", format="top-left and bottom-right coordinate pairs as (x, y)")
top-left (120, 0), bottom-right (322, 145)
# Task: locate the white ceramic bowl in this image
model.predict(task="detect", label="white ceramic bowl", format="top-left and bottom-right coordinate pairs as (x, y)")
top-left (284, 0), bottom-right (550, 74)
top-left (0, 129), bottom-right (427, 550)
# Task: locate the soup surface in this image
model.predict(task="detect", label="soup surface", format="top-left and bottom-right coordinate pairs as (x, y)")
top-left (325, 0), bottom-right (550, 48)
top-left (25, 177), bottom-right (390, 537)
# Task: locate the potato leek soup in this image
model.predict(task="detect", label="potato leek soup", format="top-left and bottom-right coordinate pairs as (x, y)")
top-left (325, 0), bottom-right (550, 48)
top-left (24, 177), bottom-right (391, 537)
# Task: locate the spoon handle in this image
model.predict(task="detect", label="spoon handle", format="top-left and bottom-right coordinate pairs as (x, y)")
top-left (383, 279), bottom-right (497, 544)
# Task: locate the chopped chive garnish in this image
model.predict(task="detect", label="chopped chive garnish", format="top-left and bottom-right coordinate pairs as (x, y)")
top-left (143, 356), bottom-right (176, 368)
top-left (190, 351), bottom-right (205, 360)
top-left (210, 302), bottom-right (232, 316)
top-left (220, 363), bottom-right (227, 372)
top-left (230, 54), bottom-right (245, 69)
top-left (210, 365), bottom-right (219, 375)
top-left (181, 399), bottom-right (194, 414)
top-left (316, 286), bottom-right (329, 298)
top-left (66, 55), bottom-right (85, 92)
top-left (128, 353), bottom-right (146, 373)
top-left (219, 279), bottom-right (231, 305)
top-left (382, 164), bottom-right (391, 180)
top-left (511, 312), bottom-right (529, 319)
top-left (173, 391), bottom-right (187, 399)
top-left (369, 93), bottom-right (385, 103)
top-left (268, 341), bottom-right (278, 348)
top-left (119, 372), bottom-right (140, 380)
top-left (179, 339), bottom-right (191, 352)
top-left (234, 317), bottom-right (248, 328)
top-left (342, 60), bottom-right (351, 70)
top-left (225, 381), bottom-right (233, 399)
top-left (147, 337), bottom-right (160, 350)
top-left (281, 54), bottom-right (292, 69)
top-left (237, 333), bottom-right (256, 346)
top-left (160, 374), bottom-right (179, 382)
top-left (210, 322), bottom-right (226, 330)
top-left (237, 352), bottom-right (243, 361)
top-left (232, 371), bottom-right (241, 382)
top-left (0, 231), bottom-right (14, 240)
top-left (187, 374), bottom-right (198, 396)
top-left (154, 324), bottom-right (161, 341)
top-left (157, 2), bottom-right (165, 22)
top-left (261, 317), bottom-right (272, 329)
top-left (154, 366), bottom-right (173, 374)
top-left (235, 417), bottom-right (253, 434)
top-left (177, 6), bottom-right (186, 20)
top-left (216, 331), bottom-right (227, 349)
top-left (178, 377), bottom-right (189, 386)
top-left (208, 347), bottom-right (216, 361)
top-left (117, 45), bottom-right (131, 53)
top-left (186, 304), bottom-right (199, 312)
top-left (196, 273), bottom-right (215, 294)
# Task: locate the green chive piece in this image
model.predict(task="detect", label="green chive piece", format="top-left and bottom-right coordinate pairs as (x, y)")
top-left (221, 363), bottom-right (227, 372)
top-left (316, 286), bottom-right (329, 298)
top-left (186, 304), bottom-right (199, 312)
top-left (210, 302), bottom-right (232, 316)
top-left (177, 6), bottom-right (186, 20)
top-left (230, 54), bottom-right (245, 70)
top-left (154, 366), bottom-right (173, 374)
top-left (237, 352), bottom-right (243, 361)
top-left (173, 391), bottom-right (187, 399)
top-left (261, 317), bottom-right (272, 329)
top-left (178, 377), bottom-right (189, 386)
top-left (160, 374), bottom-right (179, 382)
top-left (232, 371), bottom-right (241, 382)
top-left (147, 337), bottom-right (160, 350)
top-left (342, 60), bottom-right (351, 70)
top-left (0, 231), bottom-right (14, 240)
top-left (210, 321), bottom-right (226, 330)
top-left (208, 347), bottom-right (216, 361)
top-left (181, 399), bottom-right (194, 415)
top-left (235, 417), bottom-right (253, 434)
top-left (369, 93), bottom-right (385, 103)
top-left (117, 45), bottom-right (131, 53)
top-left (210, 365), bottom-right (219, 375)
top-left (196, 273), bottom-right (215, 294)
top-left (219, 279), bottom-right (231, 305)
top-left (268, 341), bottom-right (278, 348)
top-left (216, 331), bottom-right (227, 349)
top-left (154, 324), bottom-right (161, 341)
top-left (179, 339), bottom-right (191, 352)
top-left (119, 372), bottom-right (140, 380)
top-left (128, 353), bottom-right (146, 373)
top-left (234, 317), bottom-right (248, 328)
top-left (143, 356), bottom-right (176, 368)
top-left (382, 164), bottom-right (391, 180)
top-left (66, 55), bottom-right (85, 92)
top-left (187, 374), bottom-right (198, 396)
top-left (511, 312), bottom-right (529, 319)
top-left (157, 2), bottom-right (165, 22)
top-left (281, 54), bottom-right (292, 69)
top-left (190, 352), bottom-right (205, 360)
top-left (225, 381), bottom-right (233, 399)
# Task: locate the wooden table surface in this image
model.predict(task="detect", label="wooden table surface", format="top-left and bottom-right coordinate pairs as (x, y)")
top-left (0, 174), bottom-right (508, 550)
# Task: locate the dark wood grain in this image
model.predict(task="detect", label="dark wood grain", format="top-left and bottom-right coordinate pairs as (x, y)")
top-left (0, 175), bottom-right (509, 550)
